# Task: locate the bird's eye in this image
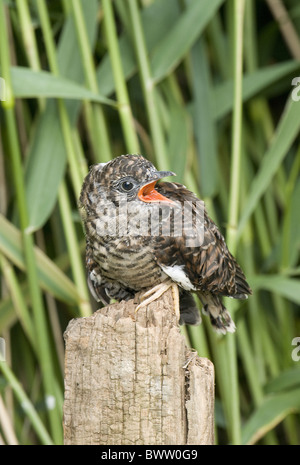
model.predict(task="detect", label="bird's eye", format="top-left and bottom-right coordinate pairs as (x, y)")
top-left (121, 181), bottom-right (134, 192)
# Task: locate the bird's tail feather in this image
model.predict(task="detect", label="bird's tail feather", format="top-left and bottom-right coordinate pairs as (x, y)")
top-left (179, 291), bottom-right (201, 326)
top-left (197, 292), bottom-right (236, 334)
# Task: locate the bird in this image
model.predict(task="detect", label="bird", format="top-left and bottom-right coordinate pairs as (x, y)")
top-left (79, 154), bottom-right (251, 334)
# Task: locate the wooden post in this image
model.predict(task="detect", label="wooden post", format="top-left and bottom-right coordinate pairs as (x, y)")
top-left (63, 288), bottom-right (214, 445)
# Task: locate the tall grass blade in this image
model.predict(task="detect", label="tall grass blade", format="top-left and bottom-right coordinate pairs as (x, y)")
top-left (151, 0), bottom-right (225, 82)
top-left (242, 389), bottom-right (300, 444)
top-left (0, 215), bottom-right (81, 304)
top-left (11, 67), bottom-right (116, 105)
top-left (25, 1), bottom-right (99, 231)
top-left (238, 98), bottom-right (300, 237)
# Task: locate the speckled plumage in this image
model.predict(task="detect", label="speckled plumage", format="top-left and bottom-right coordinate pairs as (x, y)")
top-left (79, 154), bottom-right (252, 333)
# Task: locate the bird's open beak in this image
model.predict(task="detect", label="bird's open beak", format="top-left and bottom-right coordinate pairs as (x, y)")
top-left (138, 170), bottom-right (175, 203)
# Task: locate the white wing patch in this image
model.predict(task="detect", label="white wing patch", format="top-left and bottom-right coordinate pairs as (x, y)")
top-left (159, 264), bottom-right (196, 291)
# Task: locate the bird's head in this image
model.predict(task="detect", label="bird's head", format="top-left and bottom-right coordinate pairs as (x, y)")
top-left (80, 154), bottom-right (176, 209)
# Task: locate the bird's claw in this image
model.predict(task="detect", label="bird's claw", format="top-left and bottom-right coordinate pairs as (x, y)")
top-left (135, 279), bottom-right (180, 321)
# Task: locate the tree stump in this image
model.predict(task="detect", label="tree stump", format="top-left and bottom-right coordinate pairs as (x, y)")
top-left (63, 288), bottom-right (214, 445)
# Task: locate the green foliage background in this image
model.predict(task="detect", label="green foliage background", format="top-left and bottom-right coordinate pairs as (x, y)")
top-left (0, 0), bottom-right (300, 445)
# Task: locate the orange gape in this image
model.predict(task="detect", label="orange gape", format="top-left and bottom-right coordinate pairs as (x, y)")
top-left (138, 180), bottom-right (174, 203)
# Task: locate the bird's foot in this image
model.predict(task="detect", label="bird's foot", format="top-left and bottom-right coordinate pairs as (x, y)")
top-left (135, 279), bottom-right (180, 321)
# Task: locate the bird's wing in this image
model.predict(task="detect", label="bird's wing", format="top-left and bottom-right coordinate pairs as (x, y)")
top-left (154, 182), bottom-right (252, 298)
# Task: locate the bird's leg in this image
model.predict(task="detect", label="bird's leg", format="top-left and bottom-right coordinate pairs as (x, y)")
top-left (135, 279), bottom-right (180, 321)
